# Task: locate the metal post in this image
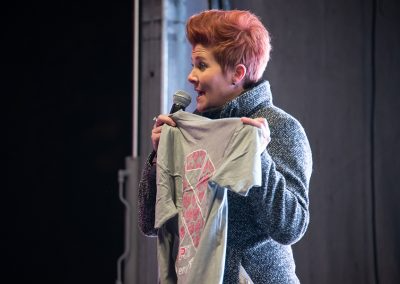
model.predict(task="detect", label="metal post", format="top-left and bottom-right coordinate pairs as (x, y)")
top-left (122, 157), bottom-right (140, 284)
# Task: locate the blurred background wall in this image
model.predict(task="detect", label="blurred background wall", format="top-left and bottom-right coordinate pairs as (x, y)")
top-left (4, 0), bottom-right (399, 283)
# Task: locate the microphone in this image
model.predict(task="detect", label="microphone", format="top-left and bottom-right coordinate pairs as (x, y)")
top-left (169, 90), bottom-right (191, 113)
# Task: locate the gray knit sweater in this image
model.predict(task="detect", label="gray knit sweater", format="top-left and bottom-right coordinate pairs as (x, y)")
top-left (138, 81), bottom-right (313, 284)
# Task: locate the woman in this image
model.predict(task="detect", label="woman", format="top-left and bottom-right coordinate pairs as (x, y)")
top-left (138, 9), bottom-right (312, 284)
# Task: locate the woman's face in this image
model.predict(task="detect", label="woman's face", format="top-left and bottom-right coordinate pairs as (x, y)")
top-left (188, 44), bottom-right (242, 112)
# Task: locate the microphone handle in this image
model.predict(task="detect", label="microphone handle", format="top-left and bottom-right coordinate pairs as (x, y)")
top-left (169, 103), bottom-right (185, 114)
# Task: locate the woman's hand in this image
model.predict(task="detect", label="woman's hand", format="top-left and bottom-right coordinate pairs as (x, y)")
top-left (151, 114), bottom-right (176, 151)
top-left (241, 117), bottom-right (271, 150)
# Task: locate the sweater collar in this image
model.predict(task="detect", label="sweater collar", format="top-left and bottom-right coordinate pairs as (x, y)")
top-left (200, 80), bottom-right (273, 119)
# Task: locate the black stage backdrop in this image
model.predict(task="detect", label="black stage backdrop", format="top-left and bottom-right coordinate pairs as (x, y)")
top-left (4, 1), bottom-right (132, 283)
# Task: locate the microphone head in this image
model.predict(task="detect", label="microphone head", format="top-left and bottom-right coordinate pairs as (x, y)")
top-left (173, 90), bottom-right (192, 108)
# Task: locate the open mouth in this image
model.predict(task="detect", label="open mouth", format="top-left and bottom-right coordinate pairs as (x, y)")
top-left (197, 90), bottom-right (205, 96)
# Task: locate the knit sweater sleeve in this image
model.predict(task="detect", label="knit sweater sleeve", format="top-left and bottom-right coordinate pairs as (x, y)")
top-left (137, 150), bottom-right (158, 237)
top-left (248, 110), bottom-right (313, 245)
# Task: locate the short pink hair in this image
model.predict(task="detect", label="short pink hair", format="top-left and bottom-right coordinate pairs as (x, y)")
top-left (186, 9), bottom-right (271, 86)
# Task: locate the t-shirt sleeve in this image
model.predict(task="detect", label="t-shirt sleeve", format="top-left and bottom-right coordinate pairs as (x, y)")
top-left (212, 124), bottom-right (264, 196)
top-left (154, 125), bottom-right (179, 229)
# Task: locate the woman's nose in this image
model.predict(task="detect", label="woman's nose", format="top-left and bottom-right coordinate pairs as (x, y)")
top-left (187, 69), bottom-right (197, 85)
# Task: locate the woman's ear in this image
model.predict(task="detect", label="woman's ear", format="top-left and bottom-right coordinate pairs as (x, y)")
top-left (232, 64), bottom-right (247, 85)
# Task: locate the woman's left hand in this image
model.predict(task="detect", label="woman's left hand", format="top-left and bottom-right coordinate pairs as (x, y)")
top-left (241, 117), bottom-right (271, 150)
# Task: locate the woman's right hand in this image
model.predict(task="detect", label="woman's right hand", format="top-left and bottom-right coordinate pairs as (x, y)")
top-left (151, 114), bottom-right (176, 151)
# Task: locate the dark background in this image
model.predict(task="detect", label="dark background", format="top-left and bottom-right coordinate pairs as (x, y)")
top-left (5, 1), bottom-right (131, 283)
top-left (4, 0), bottom-right (400, 283)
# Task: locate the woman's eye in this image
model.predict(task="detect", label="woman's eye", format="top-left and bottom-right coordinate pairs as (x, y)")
top-left (198, 62), bottom-right (207, 70)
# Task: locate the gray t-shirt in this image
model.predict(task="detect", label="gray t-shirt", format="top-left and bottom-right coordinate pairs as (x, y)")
top-left (155, 111), bottom-right (264, 284)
